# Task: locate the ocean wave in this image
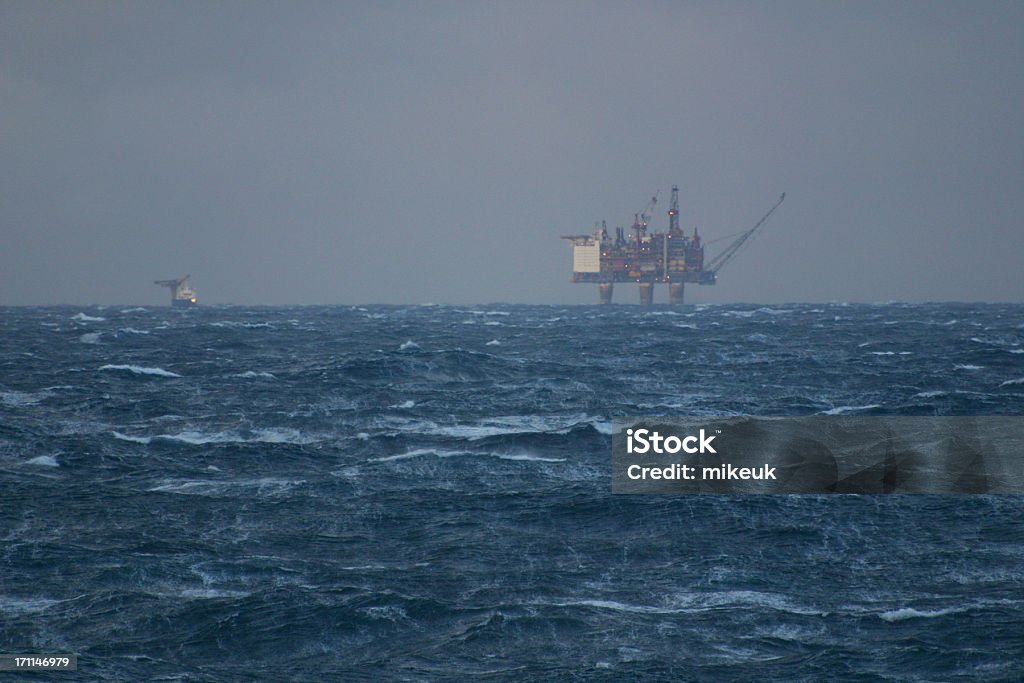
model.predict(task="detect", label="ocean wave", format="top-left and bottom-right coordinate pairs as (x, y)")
top-left (99, 364), bottom-right (181, 377)
top-left (25, 455), bottom-right (60, 467)
top-left (954, 364), bottom-right (984, 370)
top-left (913, 390), bottom-right (948, 398)
top-left (492, 453), bottom-right (566, 462)
top-left (112, 428), bottom-right (315, 445)
top-left (210, 321), bottom-right (273, 329)
top-left (548, 599), bottom-right (676, 614)
top-left (111, 431), bottom-right (151, 444)
top-left (80, 332), bottom-right (102, 344)
top-left (235, 371), bottom-right (276, 379)
top-left (371, 448), bottom-right (478, 462)
top-left (0, 596), bottom-right (60, 614)
top-left (71, 312), bottom-right (105, 322)
top-left (371, 448), bottom-right (564, 463)
top-left (1, 390), bottom-right (50, 407)
top-left (821, 404), bottom-right (882, 415)
top-left (878, 606), bottom-right (967, 622)
top-left (175, 588), bottom-right (252, 600)
top-left (389, 414), bottom-right (610, 440)
top-left (117, 327), bottom-right (150, 335)
top-left (148, 478), bottom-right (305, 496)
top-left (398, 340), bottom-right (420, 351)
top-left (546, 591), bottom-right (823, 617)
top-left (999, 377), bottom-right (1024, 387)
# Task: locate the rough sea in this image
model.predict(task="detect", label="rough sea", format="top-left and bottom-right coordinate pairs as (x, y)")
top-left (2, 302), bottom-right (1023, 681)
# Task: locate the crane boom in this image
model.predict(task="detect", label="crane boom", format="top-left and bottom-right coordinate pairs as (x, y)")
top-left (154, 274), bottom-right (198, 306)
top-left (636, 190), bottom-right (660, 229)
top-left (705, 193), bottom-right (785, 274)
top-left (154, 274), bottom-right (189, 288)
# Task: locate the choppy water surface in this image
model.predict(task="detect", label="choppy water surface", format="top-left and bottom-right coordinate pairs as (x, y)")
top-left (2, 303), bottom-right (1023, 680)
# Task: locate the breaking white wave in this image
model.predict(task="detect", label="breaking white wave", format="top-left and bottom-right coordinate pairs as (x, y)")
top-left (491, 453), bottom-right (566, 463)
top-left (485, 339), bottom-right (501, 346)
top-left (210, 321), bottom-right (273, 329)
top-left (879, 606), bottom-right (967, 622)
top-left (401, 414), bottom-right (600, 440)
top-left (999, 377), bottom-right (1024, 387)
top-left (371, 448), bottom-right (564, 463)
top-left (25, 455), bottom-right (59, 467)
top-left (235, 371), bottom-right (276, 379)
top-left (71, 312), bottom-right (105, 322)
top-left (112, 427), bottom-right (315, 446)
top-left (99, 364), bottom-right (181, 377)
top-left (545, 590), bottom-right (823, 617)
top-left (1, 390), bottom-right (50, 407)
top-left (120, 307), bottom-right (148, 313)
top-left (390, 400), bottom-right (415, 409)
top-left (0, 596), bottom-right (60, 614)
top-left (176, 588), bottom-right (252, 600)
top-left (148, 478), bottom-right (305, 496)
top-left (372, 448), bottom-right (475, 464)
top-left (79, 332), bottom-right (102, 344)
top-left (547, 599), bottom-right (676, 615)
top-left (821, 405), bottom-right (881, 415)
top-left (118, 327), bottom-right (150, 335)
top-left (913, 390), bottom-right (948, 398)
top-left (398, 340), bottom-right (419, 351)
top-left (111, 431), bottom-right (152, 444)
top-left (954, 364), bottom-right (984, 371)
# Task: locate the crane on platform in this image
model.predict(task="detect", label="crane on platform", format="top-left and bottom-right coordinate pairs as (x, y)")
top-left (635, 190), bottom-right (660, 230)
top-left (704, 193), bottom-right (786, 277)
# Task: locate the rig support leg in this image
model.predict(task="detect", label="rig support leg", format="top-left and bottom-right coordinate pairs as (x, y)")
top-left (598, 283), bottom-right (614, 304)
top-left (638, 283), bottom-right (654, 305)
top-left (669, 282), bottom-right (685, 305)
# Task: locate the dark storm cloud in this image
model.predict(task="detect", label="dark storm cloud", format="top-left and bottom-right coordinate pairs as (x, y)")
top-left (2, 1), bottom-right (1022, 304)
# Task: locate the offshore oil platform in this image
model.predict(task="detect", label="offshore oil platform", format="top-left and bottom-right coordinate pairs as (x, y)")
top-left (562, 186), bottom-right (784, 304)
top-left (154, 274), bottom-right (198, 307)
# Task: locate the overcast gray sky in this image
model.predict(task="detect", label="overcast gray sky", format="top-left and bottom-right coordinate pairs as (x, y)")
top-left (2, 1), bottom-right (1022, 305)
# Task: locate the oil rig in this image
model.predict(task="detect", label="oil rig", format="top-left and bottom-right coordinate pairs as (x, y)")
top-left (154, 274), bottom-right (198, 307)
top-left (562, 186), bottom-right (784, 304)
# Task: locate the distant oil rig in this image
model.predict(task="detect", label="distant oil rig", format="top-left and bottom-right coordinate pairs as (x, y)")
top-left (154, 274), bottom-right (198, 307)
top-left (562, 186), bottom-right (784, 304)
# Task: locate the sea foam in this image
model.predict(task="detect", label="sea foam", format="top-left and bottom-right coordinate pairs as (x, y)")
top-left (99, 364), bottom-right (181, 377)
